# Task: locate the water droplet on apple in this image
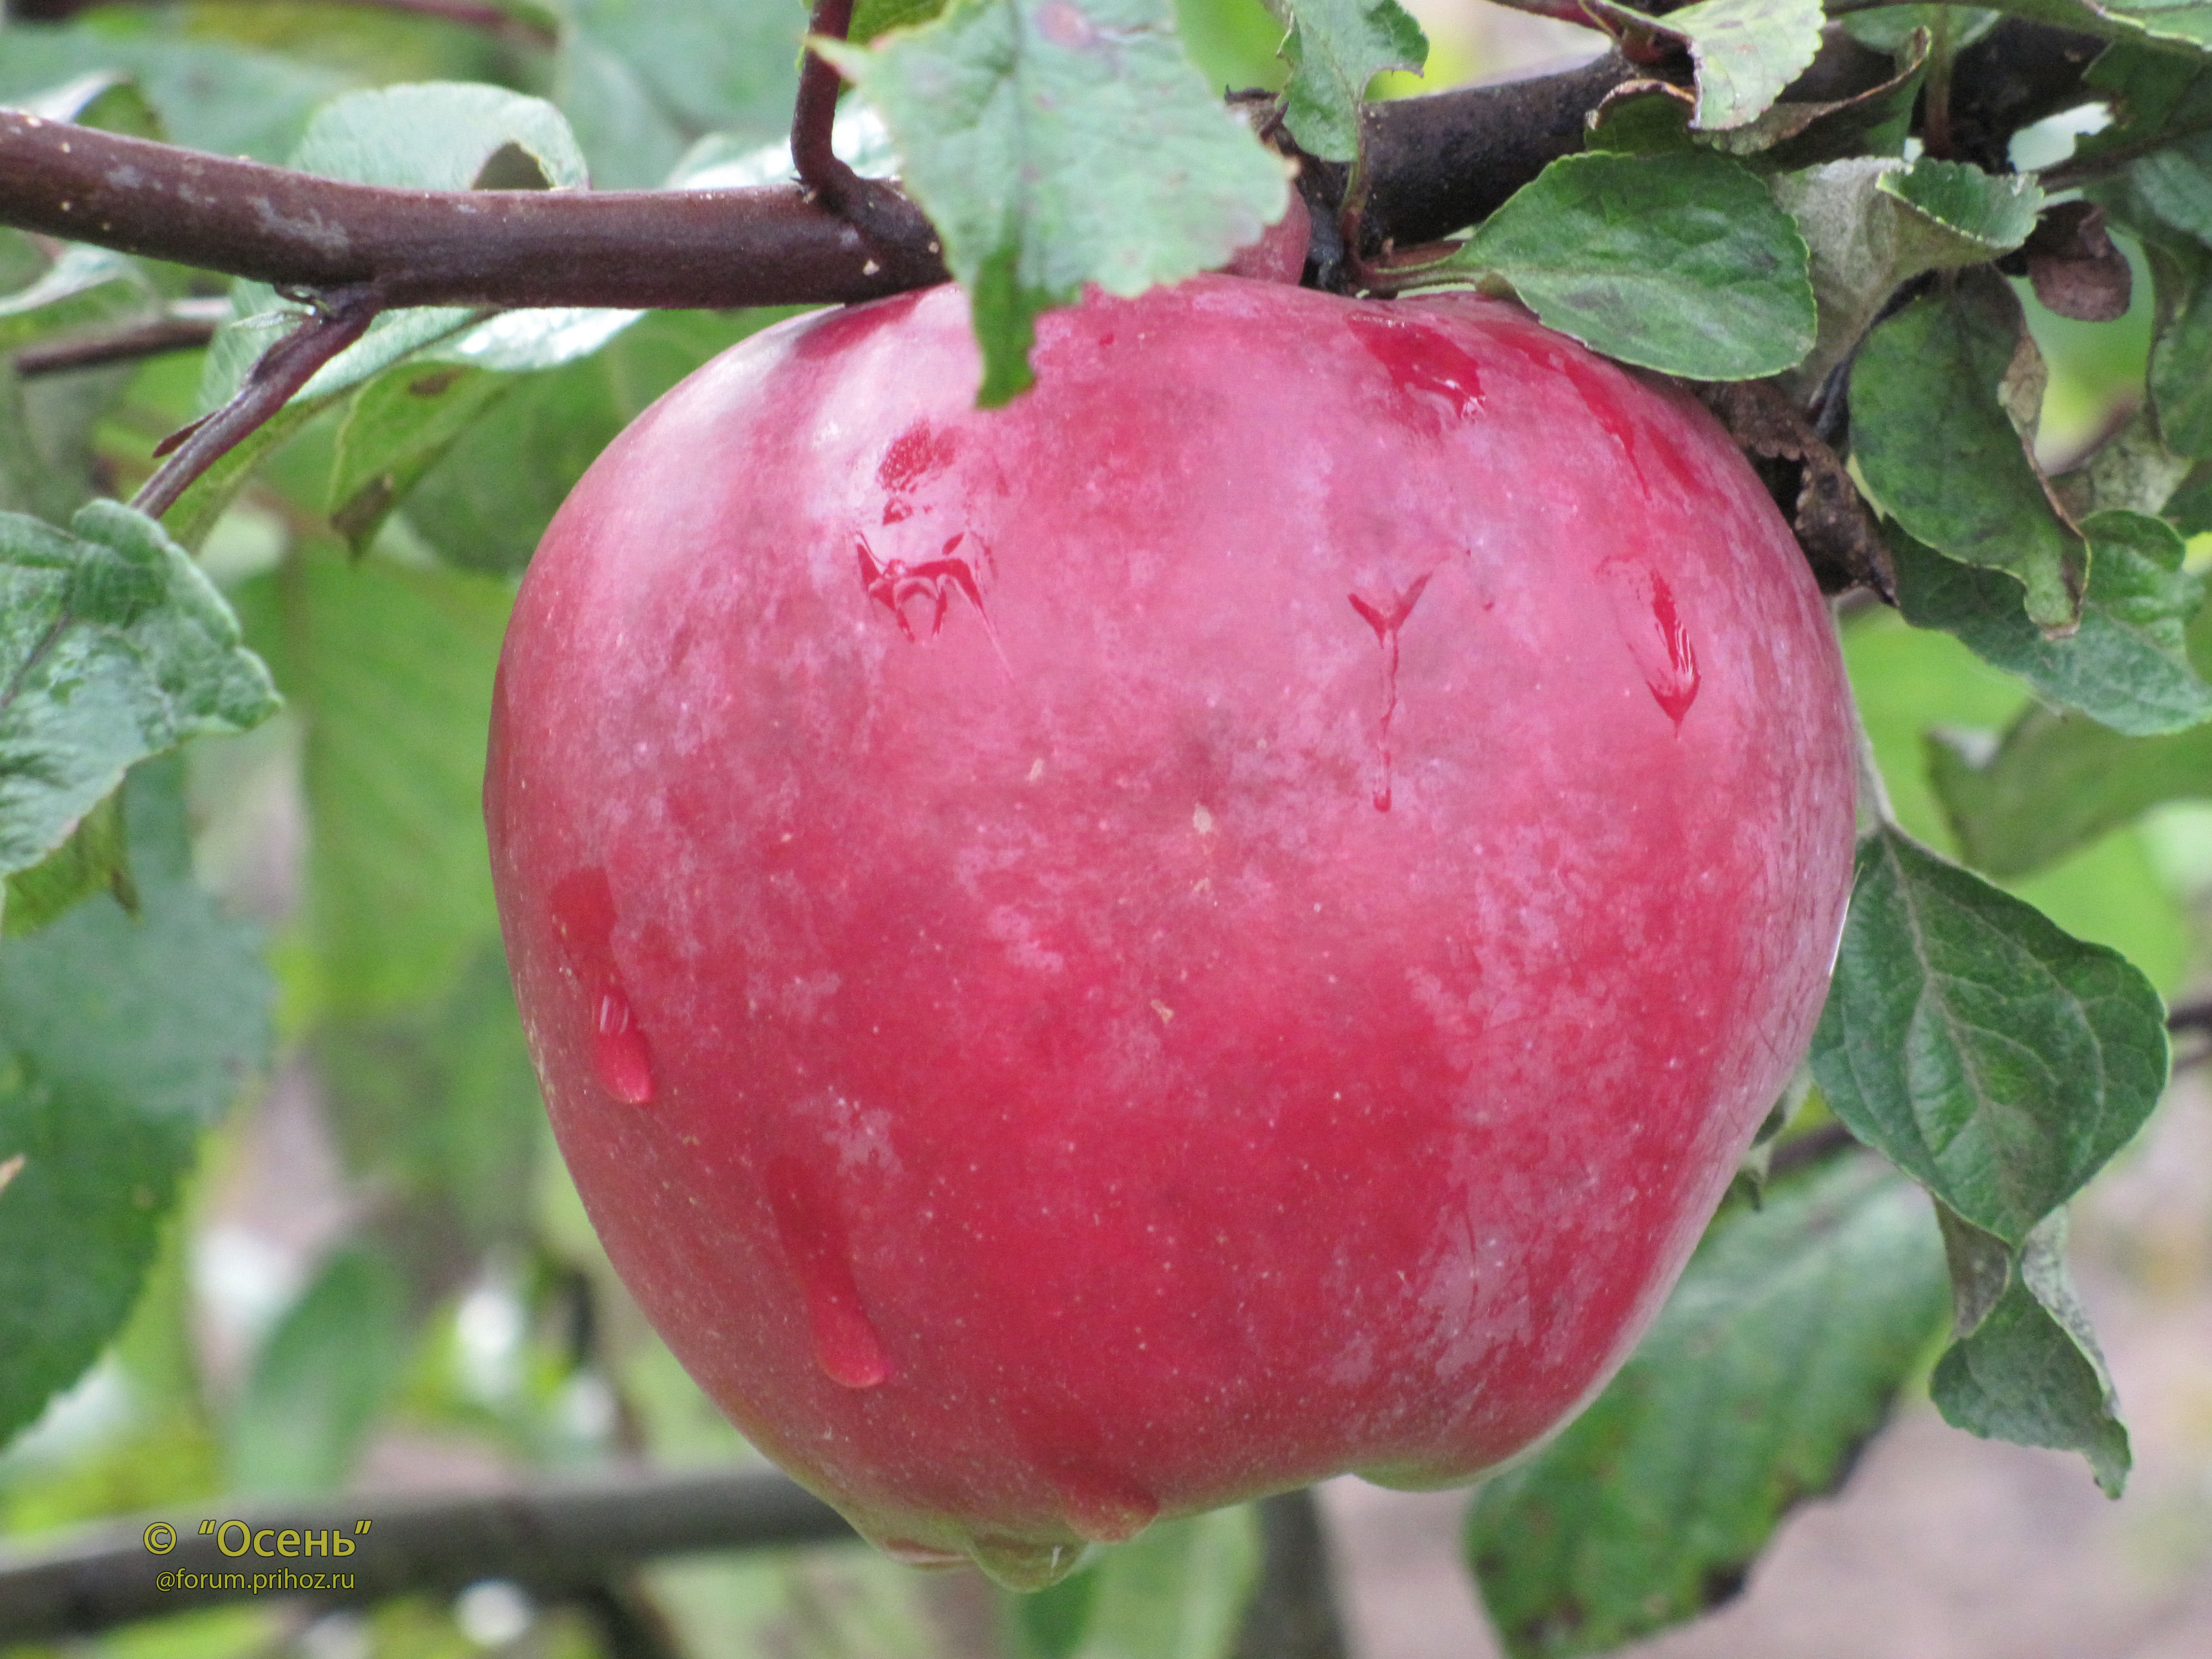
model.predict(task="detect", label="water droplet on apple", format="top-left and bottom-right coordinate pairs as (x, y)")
top-left (1600, 562), bottom-right (1699, 730)
top-left (1347, 310), bottom-right (1483, 431)
top-left (591, 985), bottom-right (656, 1105)
top-left (967, 1535), bottom-right (1085, 1590)
top-left (768, 1155), bottom-right (890, 1389)
top-left (1009, 1395), bottom-right (1161, 1542)
top-left (552, 868), bottom-right (656, 1104)
top-left (1348, 572), bottom-right (1434, 811)
top-left (1058, 1479), bottom-right (1159, 1544)
top-left (875, 420), bottom-right (960, 526)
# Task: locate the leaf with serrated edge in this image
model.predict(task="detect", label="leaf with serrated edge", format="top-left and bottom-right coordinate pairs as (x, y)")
top-left (1850, 271), bottom-right (2083, 629)
top-left (1433, 149), bottom-right (1813, 379)
top-left (0, 759), bottom-right (272, 1444)
top-left (1931, 1208), bottom-right (2130, 1495)
top-left (1892, 514), bottom-right (2212, 737)
top-left (1259, 0), bottom-right (1428, 161)
top-left (820, 0), bottom-right (1289, 404)
top-left (1809, 828), bottom-right (2168, 1245)
top-left (1467, 1160), bottom-right (1948, 1659)
top-left (1585, 0), bottom-right (1824, 132)
top-left (0, 502), bottom-right (278, 877)
top-left (1774, 156), bottom-right (2042, 396)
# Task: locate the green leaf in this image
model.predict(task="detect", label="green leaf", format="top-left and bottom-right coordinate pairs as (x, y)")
top-left (289, 81), bottom-right (587, 193)
top-left (1975, 1), bottom-right (2212, 49)
top-left (0, 356), bottom-right (130, 525)
top-left (1892, 513), bottom-right (2212, 737)
top-left (365, 310), bottom-right (774, 573)
top-left (857, 0), bottom-right (954, 40)
top-left (229, 1244), bottom-right (409, 1495)
top-left (1432, 149), bottom-right (1814, 380)
top-left (820, 0), bottom-right (1290, 404)
top-left (328, 365), bottom-right (516, 556)
top-left (185, 85), bottom-right (629, 544)
top-left (0, 29), bottom-right (348, 162)
top-left (2150, 250), bottom-right (2212, 458)
top-left (1466, 1159), bottom-right (1949, 1659)
top-left (1584, 0), bottom-right (1825, 133)
top-left (1700, 27), bottom-right (1929, 168)
top-left (243, 549), bottom-right (509, 1014)
top-left (1773, 156), bottom-right (2042, 394)
top-left (1930, 1208), bottom-right (2130, 1495)
top-left (1809, 827), bottom-right (2169, 1246)
top-left (1017, 1507), bottom-right (1261, 1659)
top-left (0, 244), bottom-right (154, 353)
top-left (0, 759), bottom-right (273, 1446)
top-left (315, 950), bottom-right (544, 1271)
top-left (2, 784), bottom-right (132, 937)
top-left (1841, 7), bottom-right (1998, 54)
top-left (1850, 270), bottom-right (2085, 630)
top-left (1258, 0), bottom-right (1428, 161)
top-left (0, 502), bottom-right (279, 878)
top-left (550, 0), bottom-right (805, 189)
top-left (202, 82), bottom-right (597, 416)
top-left (1927, 703), bottom-right (2212, 877)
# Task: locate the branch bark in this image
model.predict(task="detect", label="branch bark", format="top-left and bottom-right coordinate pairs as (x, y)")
top-left (0, 1467), bottom-right (852, 1642)
top-left (0, 109), bottom-right (947, 308)
top-left (0, 22), bottom-right (2104, 316)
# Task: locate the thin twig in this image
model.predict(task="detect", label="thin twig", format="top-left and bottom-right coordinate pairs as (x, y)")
top-left (14, 304), bottom-right (226, 378)
top-left (0, 1467), bottom-right (852, 1642)
top-left (1766, 1121), bottom-right (1859, 1181)
top-left (793, 0), bottom-right (862, 210)
top-left (790, 0), bottom-right (941, 255)
top-left (132, 285), bottom-right (382, 519)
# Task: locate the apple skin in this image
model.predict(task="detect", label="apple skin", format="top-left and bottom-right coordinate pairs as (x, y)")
top-left (485, 275), bottom-right (1856, 1587)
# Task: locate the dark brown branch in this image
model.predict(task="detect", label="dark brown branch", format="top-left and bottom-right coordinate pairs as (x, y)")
top-left (0, 109), bottom-right (947, 309)
top-left (794, 0), bottom-right (862, 208)
top-left (13, 304), bottom-right (225, 378)
top-left (0, 1467), bottom-right (852, 1642)
top-left (133, 285), bottom-right (381, 517)
top-left (1947, 20), bottom-right (2109, 173)
top-left (790, 0), bottom-right (941, 255)
top-left (2168, 997), bottom-right (2212, 1037)
top-left (0, 20), bottom-right (2107, 315)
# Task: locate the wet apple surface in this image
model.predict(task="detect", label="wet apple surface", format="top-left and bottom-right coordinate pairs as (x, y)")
top-left (485, 275), bottom-right (1857, 1587)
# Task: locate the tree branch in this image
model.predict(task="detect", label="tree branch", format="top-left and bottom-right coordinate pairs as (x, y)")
top-left (0, 21), bottom-right (2106, 314)
top-left (14, 302), bottom-right (227, 378)
top-left (0, 109), bottom-right (947, 308)
top-left (790, 0), bottom-right (942, 257)
top-left (0, 1467), bottom-right (853, 1642)
top-left (132, 284), bottom-right (382, 517)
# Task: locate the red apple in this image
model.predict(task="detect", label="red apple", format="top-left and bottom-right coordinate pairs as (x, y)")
top-left (484, 274), bottom-right (1856, 1587)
